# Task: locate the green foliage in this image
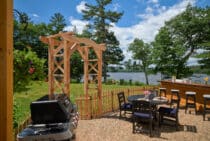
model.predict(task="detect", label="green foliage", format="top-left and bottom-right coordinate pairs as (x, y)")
top-left (14, 49), bottom-right (46, 92)
top-left (82, 0), bottom-right (124, 81)
top-left (128, 38), bottom-right (152, 84)
top-left (48, 13), bottom-right (67, 34)
top-left (13, 11), bottom-right (67, 77)
top-left (152, 5), bottom-right (210, 78)
top-left (70, 52), bottom-right (83, 82)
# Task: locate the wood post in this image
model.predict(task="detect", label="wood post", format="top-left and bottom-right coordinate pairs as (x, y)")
top-left (97, 50), bottom-right (103, 115)
top-left (48, 38), bottom-right (55, 99)
top-left (0, 0), bottom-right (13, 140)
top-left (64, 40), bottom-right (70, 96)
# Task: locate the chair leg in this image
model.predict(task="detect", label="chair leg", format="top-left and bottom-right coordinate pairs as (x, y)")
top-left (159, 114), bottom-right (162, 128)
top-left (203, 99), bottom-right (206, 121)
top-left (176, 116), bottom-right (179, 131)
top-left (150, 121), bottom-right (152, 137)
top-left (185, 96), bottom-right (188, 113)
top-left (194, 96), bottom-right (197, 114)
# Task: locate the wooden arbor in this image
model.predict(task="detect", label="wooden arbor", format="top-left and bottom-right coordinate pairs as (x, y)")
top-left (40, 32), bottom-right (105, 103)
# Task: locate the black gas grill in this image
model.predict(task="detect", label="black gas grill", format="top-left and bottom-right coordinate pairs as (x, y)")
top-left (17, 94), bottom-right (79, 141)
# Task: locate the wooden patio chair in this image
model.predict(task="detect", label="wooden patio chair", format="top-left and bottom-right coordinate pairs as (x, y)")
top-left (158, 95), bottom-right (180, 130)
top-left (117, 92), bottom-right (132, 118)
top-left (132, 100), bottom-right (155, 137)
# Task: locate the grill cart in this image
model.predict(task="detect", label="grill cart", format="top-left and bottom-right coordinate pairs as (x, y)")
top-left (17, 94), bottom-right (79, 141)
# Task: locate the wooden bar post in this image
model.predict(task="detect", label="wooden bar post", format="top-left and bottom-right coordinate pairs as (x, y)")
top-left (0, 0), bottom-right (13, 140)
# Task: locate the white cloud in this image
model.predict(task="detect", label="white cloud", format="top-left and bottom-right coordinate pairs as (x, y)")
top-left (113, 3), bottom-right (120, 11)
top-left (148, 0), bottom-right (159, 4)
top-left (76, 1), bottom-right (87, 14)
top-left (32, 13), bottom-right (39, 18)
top-left (146, 6), bottom-right (153, 13)
top-left (110, 0), bottom-right (196, 60)
top-left (64, 17), bottom-right (89, 34)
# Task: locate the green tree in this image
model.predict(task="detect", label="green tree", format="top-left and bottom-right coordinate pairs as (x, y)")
top-left (196, 7), bottom-right (210, 74)
top-left (13, 10), bottom-right (49, 59)
top-left (128, 38), bottom-right (152, 85)
top-left (48, 13), bottom-right (67, 34)
top-left (70, 52), bottom-right (83, 82)
top-left (81, 0), bottom-right (124, 82)
top-left (152, 5), bottom-right (210, 78)
top-left (14, 49), bottom-right (46, 92)
top-left (196, 42), bottom-right (210, 74)
top-left (152, 27), bottom-right (189, 78)
top-left (124, 59), bottom-right (132, 72)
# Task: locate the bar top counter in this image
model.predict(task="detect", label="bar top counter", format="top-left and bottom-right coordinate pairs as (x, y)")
top-left (161, 79), bottom-right (210, 111)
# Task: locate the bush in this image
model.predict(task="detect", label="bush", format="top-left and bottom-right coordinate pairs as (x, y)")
top-left (134, 81), bottom-right (145, 86)
top-left (14, 49), bottom-right (46, 92)
top-left (119, 79), bottom-right (124, 85)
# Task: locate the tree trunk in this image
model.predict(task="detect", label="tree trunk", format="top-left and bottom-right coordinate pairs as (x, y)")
top-left (103, 63), bottom-right (107, 83)
top-left (143, 66), bottom-right (149, 85)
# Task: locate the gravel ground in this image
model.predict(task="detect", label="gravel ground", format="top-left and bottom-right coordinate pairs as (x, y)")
top-left (75, 109), bottom-right (210, 141)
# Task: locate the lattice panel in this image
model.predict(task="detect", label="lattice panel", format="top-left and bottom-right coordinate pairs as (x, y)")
top-left (52, 43), bottom-right (65, 94)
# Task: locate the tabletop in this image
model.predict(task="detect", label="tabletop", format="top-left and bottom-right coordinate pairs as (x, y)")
top-left (127, 94), bottom-right (168, 105)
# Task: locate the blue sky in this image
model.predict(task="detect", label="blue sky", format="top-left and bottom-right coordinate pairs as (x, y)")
top-left (14, 0), bottom-right (210, 64)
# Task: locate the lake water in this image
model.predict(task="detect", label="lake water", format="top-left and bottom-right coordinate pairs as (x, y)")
top-left (107, 72), bottom-right (210, 85)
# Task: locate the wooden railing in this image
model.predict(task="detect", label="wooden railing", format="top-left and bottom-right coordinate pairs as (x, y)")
top-left (13, 115), bottom-right (31, 141)
top-left (75, 86), bottom-right (158, 119)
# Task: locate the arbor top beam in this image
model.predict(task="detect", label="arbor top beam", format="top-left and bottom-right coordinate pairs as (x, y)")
top-left (40, 32), bottom-right (106, 51)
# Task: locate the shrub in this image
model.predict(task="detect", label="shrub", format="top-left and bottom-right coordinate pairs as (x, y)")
top-left (134, 81), bottom-right (145, 86)
top-left (119, 79), bottom-right (124, 85)
top-left (14, 49), bottom-right (46, 92)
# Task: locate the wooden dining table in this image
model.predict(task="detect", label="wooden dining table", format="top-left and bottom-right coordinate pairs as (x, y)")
top-left (127, 94), bottom-right (168, 105)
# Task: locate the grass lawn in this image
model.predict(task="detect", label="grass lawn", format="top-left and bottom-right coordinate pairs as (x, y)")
top-left (14, 81), bottom-right (142, 126)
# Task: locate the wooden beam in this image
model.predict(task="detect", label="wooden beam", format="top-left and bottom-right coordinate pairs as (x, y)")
top-left (0, 0), bottom-right (13, 140)
top-left (97, 50), bottom-right (103, 115)
top-left (48, 38), bottom-right (55, 99)
top-left (64, 40), bottom-right (70, 96)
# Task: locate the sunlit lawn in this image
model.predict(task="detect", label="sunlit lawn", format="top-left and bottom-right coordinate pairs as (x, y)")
top-left (14, 81), bottom-right (141, 126)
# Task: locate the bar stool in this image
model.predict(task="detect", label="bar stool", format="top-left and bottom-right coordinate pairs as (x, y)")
top-left (185, 91), bottom-right (196, 114)
top-left (159, 87), bottom-right (166, 97)
top-left (203, 94), bottom-right (210, 121)
top-left (170, 89), bottom-right (180, 107)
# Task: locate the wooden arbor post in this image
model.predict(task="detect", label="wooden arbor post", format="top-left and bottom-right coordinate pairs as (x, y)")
top-left (0, 0), bottom-right (13, 140)
top-left (40, 32), bottom-right (106, 109)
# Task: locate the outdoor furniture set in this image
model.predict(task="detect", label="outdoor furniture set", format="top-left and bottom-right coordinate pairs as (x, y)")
top-left (117, 88), bottom-right (210, 137)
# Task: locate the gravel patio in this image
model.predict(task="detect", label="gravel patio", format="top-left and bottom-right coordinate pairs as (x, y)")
top-left (75, 108), bottom-right (210, 141)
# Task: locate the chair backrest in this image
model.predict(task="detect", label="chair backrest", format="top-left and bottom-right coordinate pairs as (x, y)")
top-left (132, 100), bottom-right (153, 115)
top-left (171, 96), bottom-right (180, 114)
top-left (117, 92), bottom-right (126, 107)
